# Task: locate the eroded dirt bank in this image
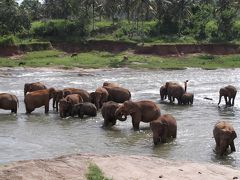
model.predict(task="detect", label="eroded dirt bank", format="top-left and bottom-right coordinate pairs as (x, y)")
top-left (0, 154), bottom-right (239, 180)
top-left (1, 40), bottom-right (240, 57)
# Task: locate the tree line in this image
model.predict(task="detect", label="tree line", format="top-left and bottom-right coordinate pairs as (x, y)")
top-left (0, 0), bottom-right (240, 41)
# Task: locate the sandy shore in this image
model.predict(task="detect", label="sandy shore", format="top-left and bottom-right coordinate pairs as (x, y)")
top-left (0, 154), bottom-right (239, 180)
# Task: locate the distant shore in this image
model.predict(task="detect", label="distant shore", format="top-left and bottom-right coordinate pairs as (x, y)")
top-left (0, 154), bottom-right (239, 180)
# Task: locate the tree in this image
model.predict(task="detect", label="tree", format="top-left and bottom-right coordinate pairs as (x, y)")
top-left (0, 0), bottom-right (30, 35)
top-left (20, 0), bottom-right (42, 20)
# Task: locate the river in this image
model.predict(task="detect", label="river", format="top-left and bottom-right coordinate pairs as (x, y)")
top-left (0, 67), bottom-right (239, 167)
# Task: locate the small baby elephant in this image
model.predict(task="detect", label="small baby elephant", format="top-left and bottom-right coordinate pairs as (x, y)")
top-left (71, 102), bottom-right (97, 118)
top-left (150, 114), bottom-right (177, 145)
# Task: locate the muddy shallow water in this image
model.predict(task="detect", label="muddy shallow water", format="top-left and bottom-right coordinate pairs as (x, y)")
top-left (0, 67), bottom-right (240, 167)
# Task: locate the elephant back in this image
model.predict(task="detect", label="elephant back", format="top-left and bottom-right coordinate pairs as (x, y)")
top-left (63, 88), bottom-right (90, 102)
top-left (104, 86), bottom-right (131, 103)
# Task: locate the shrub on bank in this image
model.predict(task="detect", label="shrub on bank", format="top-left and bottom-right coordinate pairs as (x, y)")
top-left (0, 36), bottom-right (16, 47)
top-left (31, 19), bottom-right (89, 39)
top-left (18, 42), bottom-right (52, 51)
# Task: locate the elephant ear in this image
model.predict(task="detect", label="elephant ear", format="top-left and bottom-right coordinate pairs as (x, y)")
top-left (232, 131), bottom-right (237, 139)
top-left (123, 100), bottom-right (136, 113)
top-left (89, 92), bottom-right (95, 103)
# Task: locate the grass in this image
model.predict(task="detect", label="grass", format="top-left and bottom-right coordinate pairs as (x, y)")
top-left (0, 49), bottom-right (240, 69)
top-left (85, 163), bottom-right (111, 180)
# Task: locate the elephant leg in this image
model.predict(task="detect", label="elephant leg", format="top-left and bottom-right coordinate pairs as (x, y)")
top-left (224, 96), bottom-right (228, 106)
top-left (26, 108), bottom-right (34, 114)
top-left (56, 100), bottom-right (59, 112)
top-left (11, 108), bottom-right (17, 113)
top-left (232, 95), bottom-right (236, 106)
top-left (230, 141), bottom-right (236, 152)
top-left (45, 102), bottom-right (49, 114)
top-left (132, 120), bottom-right (140, 131)
top-left (172, 130), bottom-right (177, 138)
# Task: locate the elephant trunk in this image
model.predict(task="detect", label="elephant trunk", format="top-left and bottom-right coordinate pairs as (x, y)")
top-left (115, 107), bottom-right (127, 121)
top-left (153, 136), bottom-right (161, 145)
top-left (218, 95), bottom-right (222, 105)
top-left (184, 80), bottom-right (188, 93)
top-left (24, 84), bottom-right (29, 96)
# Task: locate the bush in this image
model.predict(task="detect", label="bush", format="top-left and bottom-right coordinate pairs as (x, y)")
top-left (233, 20), bottom-right (240, 38)
top-left (205, 20), bottom-right (218, 40)
top-left (18, 42), bottom-right (52, 51)
top-left (0, 36), bottom-right (16, 47)
top-left (31, 19), bottom-right (89, 39)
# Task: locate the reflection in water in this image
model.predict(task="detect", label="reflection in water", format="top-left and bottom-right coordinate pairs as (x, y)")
top-left (0, 68), bottom-right (240, 167)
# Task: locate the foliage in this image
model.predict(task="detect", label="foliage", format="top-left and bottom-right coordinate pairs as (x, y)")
top-left (0, 0), bottom-right (30, 35)
top-left (205, 20), bottom-right (218, 41)
top-left (1, 0), bottom-right (240, 43)
top-left (85, 163), bottom-right (111, 180)
top-left (0, 36), bottom-right (16, 47)
top-left (233, 20), bottom-right (240, 38)
top-left (31, 19), bottom-right (89, 38)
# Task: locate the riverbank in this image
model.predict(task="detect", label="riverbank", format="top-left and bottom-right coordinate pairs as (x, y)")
top-left (0, 154), bottom-right (239, 180)
top-left (0, 49), bottom-right (240, 69)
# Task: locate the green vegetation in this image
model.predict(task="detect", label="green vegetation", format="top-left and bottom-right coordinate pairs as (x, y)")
top-left (0, 50), bottom-right (240, 69)
top-left (1, 0), bottom-right (240, 45)
top-left (85, 163), bottom-right (111, 180)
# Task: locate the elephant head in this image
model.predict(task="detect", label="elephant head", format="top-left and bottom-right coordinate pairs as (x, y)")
top-left (59, 99), bottom-right (72, 118)
top-left (101, 101), bottom-right (127, 128)
top-left (48, 88), bottom-right (56, 99)
top-left (115, 100), bottom-right (136, 121)
top-left (160, 85), bottom-right (167, 101)
top-left (93, 87), bottom-right (109, 110)
top-left (150, 120), bottom-right (168, 145)
top-left (24, 82), bottom-right (47, 96)
top-left (213, 121), bottom-right (237, 156)
top-left (52, 90), bottom-right (64, 109)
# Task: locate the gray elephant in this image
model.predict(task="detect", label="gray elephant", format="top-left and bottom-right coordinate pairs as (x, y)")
top-left (71, 102), bottom-right (97, 118)
top-left (0, 93), bottom-right (19, 113)
top-left (24, 82), bottom-right (47, 97)
top-left (150, 114), bottom-right (177, 145)
top-left (24, 88), bottom-right (56, 114)
top-left (104, 86), bottom-right (131, 103)
top-left (91, 87), bottom-right (109, 110)
top-left (160, 85), bottom-right (167, 101)
top-left (213, 121), bottom-right (237, 156)
top-left (101, 101), bottom-right (127, 127)
top-left (115, 100), bottom-right (161, 130)
top-left (181, 80), bottom-right (194, 105)
top-left (218, 85), bottom-right (237, 106)
top-left (165, 82), bottom-right (184, 104)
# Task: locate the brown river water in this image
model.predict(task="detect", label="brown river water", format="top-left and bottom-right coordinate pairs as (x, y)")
top-left (0, 67), bottom-right (240, 167)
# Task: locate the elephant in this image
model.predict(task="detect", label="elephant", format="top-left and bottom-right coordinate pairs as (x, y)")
top-left (71, 102), bottom-right (97, 118)
top-left (0, 93), bottom-right (19, 113)
top-left (59, 94), bottom-right (83, 118)
top-left (181, 93), bottom-right (194, 105)
top-left (52, 89), bottom-right (64, 111)
top-left (91, 87), bottom-right (109, 110)
top-left (115, 100), bottom-right (161, 130)
top-left (24, 82), bottom-right (47, 97)
top-left (218, 85), bottom-right (237, 106)
top-left (160, 85), bottom-right (167, 101)
top-left (104, 86), bottom-right (131, 103)
top-left (24, 88), bottom-right (56, 114)
top-left (165, 82), bottom-right (184, 104)
top-left (213, 121), bottom-right (237, 156)
top-left (150, 114), bottom-right (177, 145)
top-left (181, 80), bottom-right (194, 105)
top-left (101, 101), bottom-right (127, 127)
